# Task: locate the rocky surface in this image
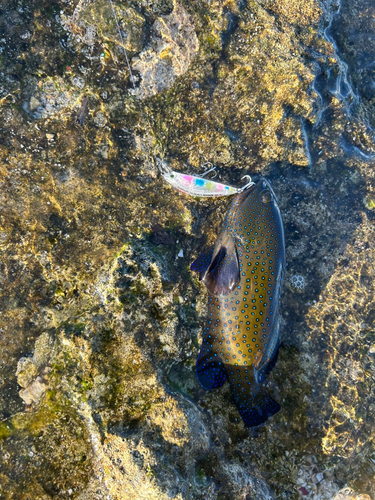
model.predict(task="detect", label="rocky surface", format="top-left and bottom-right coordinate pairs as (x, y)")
top-left (0, 0), bottom-right (375, 499)
top-left (132, 1), bottom-right (200, 99)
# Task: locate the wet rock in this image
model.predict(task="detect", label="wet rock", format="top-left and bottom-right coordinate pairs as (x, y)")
top-left (132, 2), bottom-right (199, 99)
top-left (19, 377), bottom-right (48, 405)
top-left (16, 358), bottom-right (38, 389)
top-left (1, 0), bottom-right (375, 498)
top-left (65, 0), bottom-right (145, 54)
top-left (333, 488), bottom-right (371, 500)
top-left (16, 332), bottom-right (54, 405)
top-left (25, 77), bottom-right (80, 120)
top-left (150, 224), bottom-right (175, 245)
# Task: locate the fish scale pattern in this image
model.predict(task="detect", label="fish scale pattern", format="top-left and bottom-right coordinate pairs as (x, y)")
top-left (192, 178), bottom-right (285, 427)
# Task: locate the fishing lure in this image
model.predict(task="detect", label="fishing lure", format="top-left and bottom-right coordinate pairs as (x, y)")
top-left (157, 159), bottom-right (254, 198)
top-left (106, 2), bottom-right (245, 190)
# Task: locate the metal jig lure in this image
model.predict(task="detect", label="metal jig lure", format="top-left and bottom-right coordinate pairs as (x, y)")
top-left (157, 159), bottom-right (254, 198)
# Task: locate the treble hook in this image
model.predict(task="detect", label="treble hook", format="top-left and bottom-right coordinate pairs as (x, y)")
top-left (201, 162), bottom-right (217, 179)
top-left (238, 175), bottom-right (254, 192)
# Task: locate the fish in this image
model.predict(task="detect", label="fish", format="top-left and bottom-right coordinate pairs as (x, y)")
top-left (191, 177), bottom-right (285, 427)
top-left (76, 95), bottom-right (89, 126)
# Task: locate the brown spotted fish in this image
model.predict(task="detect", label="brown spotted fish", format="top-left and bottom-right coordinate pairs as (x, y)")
top-left (191, 177), bottom-right (285, 427)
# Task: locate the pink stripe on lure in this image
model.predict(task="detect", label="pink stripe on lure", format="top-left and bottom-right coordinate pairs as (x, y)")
top-left (157, 160), bottom-right (253, 198)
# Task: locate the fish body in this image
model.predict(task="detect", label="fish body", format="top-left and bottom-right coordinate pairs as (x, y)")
top-left (191, 178), bottom-right (285, 427)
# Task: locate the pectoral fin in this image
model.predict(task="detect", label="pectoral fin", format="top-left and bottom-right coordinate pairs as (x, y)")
top-left (191, 234), bottom-right (240, 296)
top-left (190, 246), bottom-right (214, 279)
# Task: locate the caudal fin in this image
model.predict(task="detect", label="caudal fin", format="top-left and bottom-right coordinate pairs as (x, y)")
top-left (227, 365), bottom-right (280, 427)
top-left (235, 390), bottom-right (281, 427)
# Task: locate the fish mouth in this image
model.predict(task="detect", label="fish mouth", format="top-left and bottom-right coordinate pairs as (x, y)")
top-left (260, 177), bottom-right (280, 204)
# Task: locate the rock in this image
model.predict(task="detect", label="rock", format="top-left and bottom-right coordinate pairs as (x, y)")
top-left (29, 96), bottom-right (40, 111)
top-left (15, 332), bottom-right (54, 405)
top-left (19, 377), bottom-right (47, 405)
top-left (70, 0), bottom-right (145, 53)
top-left (132, 2), bottom-right (199, 99)
top-left (1, 0), bottom-right (375, 498)
top-left (316, 472), bottom-right (324, 483)
top-left (16, 358), bottom-right (38, 389)
top-left (27, 77), bottom-right (80, 120)
top-left (150, 224), bottom-right (176, 245)
top-left (332, 488), bottom-right (372, 500)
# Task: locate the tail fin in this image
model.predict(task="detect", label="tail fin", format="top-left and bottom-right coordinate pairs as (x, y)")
top-left (227, 365), bottom-right (280, 427)
top-left (235, 390), bottom-right (281, 427)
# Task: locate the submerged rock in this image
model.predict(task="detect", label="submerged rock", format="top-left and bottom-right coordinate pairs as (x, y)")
top-left (0, 0), bottom-right (375, 498)
top-left (19, 377), bottom-right (48, 405)
top-left (132, 2), bottom-right (199, 99)
top-left (16, 332), bottom-right (54, 405)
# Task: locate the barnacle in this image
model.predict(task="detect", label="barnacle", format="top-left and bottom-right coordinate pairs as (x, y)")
top-left (289, 274), bottom-right (306, 292)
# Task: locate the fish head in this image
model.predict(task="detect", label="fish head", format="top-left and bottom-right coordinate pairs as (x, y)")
top-left (226, 177), bottom-right (280, 227)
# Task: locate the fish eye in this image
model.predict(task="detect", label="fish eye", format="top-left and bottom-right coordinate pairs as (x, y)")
top-left (170, 174), bottom-right (175, 178)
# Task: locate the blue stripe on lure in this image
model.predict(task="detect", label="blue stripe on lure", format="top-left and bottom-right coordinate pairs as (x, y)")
top-left (158, 160), bottom-right (254, 198)
top-left (191, 177), bottom-right (285, 427)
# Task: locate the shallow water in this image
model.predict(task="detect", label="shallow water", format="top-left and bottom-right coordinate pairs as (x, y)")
top-left (0, 0), bottom-right (375, 499)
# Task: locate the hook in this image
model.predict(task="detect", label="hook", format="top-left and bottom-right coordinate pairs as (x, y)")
top-left (239, 175), bottom-right (254, 192)
top-left (201, 162), bottom-right (217, 179)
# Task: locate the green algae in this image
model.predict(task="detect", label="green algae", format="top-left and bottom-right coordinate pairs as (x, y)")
top-left (0, 398), bottom-right (92, 499)
top-left (364, 196), bottom-right (375, 211)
